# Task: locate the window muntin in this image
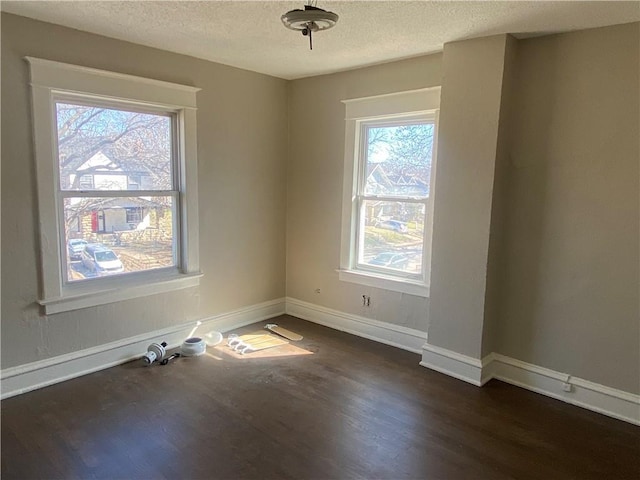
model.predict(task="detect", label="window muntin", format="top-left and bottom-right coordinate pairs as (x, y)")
top-left (55, 99), bottom-right (179, 283)
top-left (354, 116), bottom-right (435, 282)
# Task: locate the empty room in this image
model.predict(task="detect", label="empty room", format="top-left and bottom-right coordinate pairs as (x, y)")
top-left (1, 1), bottom-right (639, 479)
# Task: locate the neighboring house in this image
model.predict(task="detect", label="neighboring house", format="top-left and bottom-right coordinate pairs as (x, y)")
top-left (65, 152), bottom-right (170, 237)
top-left (365, 163), bottom-right (429, 222)
top-left (366, 163), bottom-right (429, 197)
top-left (75, 197), bottom-right (165, 235)
top-left (63, 151), bottom-right (154, 191)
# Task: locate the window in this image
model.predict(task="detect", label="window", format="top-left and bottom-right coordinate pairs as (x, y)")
top-left (126, 207), bottom-right (144, 225)
top-left (339, 88), bottom-right (440, 297)
top-left (27, 58), bottom-right (201, 313)
top-left (58, 101), bottom-right (176, 281)
top-left (127, 174), bottom-right (142, 190)
top-left (78, 174), bottom-right (94, 189)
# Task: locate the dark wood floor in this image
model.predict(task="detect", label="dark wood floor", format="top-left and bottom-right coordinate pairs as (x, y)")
top-left (2, 315), bottom-right (639, 480)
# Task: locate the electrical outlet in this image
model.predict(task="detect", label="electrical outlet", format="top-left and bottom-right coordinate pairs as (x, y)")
top-left (362, 295), bottom-right (371, 307)
top-left (315, 288), bottom-right (321, 294)
top-left (562, 382), bottom-right (573, 393)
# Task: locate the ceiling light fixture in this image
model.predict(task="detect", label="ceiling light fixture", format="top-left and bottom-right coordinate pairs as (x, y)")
top-left (281, 1), bottom-right (339, 50)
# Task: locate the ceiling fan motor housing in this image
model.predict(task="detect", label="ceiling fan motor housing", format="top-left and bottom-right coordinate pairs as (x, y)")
top-left (281, 5), bottom-right (339, 33)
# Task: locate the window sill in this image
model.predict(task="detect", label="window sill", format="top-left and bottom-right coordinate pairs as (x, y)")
top-left (337, 269), bottom-right (429, 297)
top-left (38, 272), bottom-right (202, 314)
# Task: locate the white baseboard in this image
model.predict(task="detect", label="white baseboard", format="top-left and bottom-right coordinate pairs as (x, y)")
top-left (285, 297), bottom-right (427, 354)
top-left (0, 298), bottom-right (285, 400)
top-left (420, 343), bottom-right (490, 386)
top-left (419, 344), bottom-right (639, 425)
top-left (485, 353), bottom-right (640, 426)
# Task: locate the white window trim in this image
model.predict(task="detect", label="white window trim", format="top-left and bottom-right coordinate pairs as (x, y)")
top-left (339, 87), bottom-right (441, 298)
top-left (26, 57), bottom-right (201, 314)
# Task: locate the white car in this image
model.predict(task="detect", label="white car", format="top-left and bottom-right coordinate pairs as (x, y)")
top-left (81, 244), bottom-right (124, 275)
top-left (67, 239), bottom-right (88, 260)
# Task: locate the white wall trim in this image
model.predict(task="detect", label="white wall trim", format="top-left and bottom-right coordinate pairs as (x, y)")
top-left (420, 343), bottom-right (488, 386)
top-left (0, 298), bottom-right (285, 400)
top-left (420, 345), bottom-right (639, 425)
top-left (285, 297), bottom-right (427, 354)
top-left (26, 57), bottom-right (200, 108)
top-left (485, 353), bottom-right (640, 426)
top-left (40, 272), bottom-right (203, 315)
top-left (342, 86), bottom-right (441, 119)
top-left (337, 269), bottom-right (429, 297)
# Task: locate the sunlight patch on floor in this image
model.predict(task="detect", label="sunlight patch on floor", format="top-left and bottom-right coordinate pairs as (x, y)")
top-left (208, 340), bottom-right (313, 360)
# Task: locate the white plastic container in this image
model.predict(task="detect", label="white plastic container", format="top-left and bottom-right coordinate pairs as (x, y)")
top-left (181, 337), bottom-right (207, 356)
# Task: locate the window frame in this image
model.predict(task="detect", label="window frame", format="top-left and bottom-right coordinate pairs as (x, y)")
top-left (339, 88), bottom-right (440, 297)
top-left (27, 57), bottom-right (202, 314)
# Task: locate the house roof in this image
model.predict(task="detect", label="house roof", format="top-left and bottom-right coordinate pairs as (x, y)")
top-left (366, 163), bottom-right (429, 197)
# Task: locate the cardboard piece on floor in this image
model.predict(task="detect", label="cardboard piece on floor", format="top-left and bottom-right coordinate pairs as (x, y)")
top-left (228, 332), bottom-right (288, 354)
top-left (265, 324), bottom-right (303, 341)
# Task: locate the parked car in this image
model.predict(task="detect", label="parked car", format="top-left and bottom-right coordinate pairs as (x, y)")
top-left (379, 220), bottom-right (408, 233)
top-left (81, 244), bottom-right (124, 275)
top-left (368, 252), bottom-right (410, 270)
top-left (67, 239), bottom-right (88, 261)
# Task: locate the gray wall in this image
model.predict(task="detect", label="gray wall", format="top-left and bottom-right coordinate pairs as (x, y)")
top-left (1, 13), bottom-right (288, 368)
top-left (496, 23), bottom-right (640, 393)
top-left (287, 55), bottom-right (442, 332)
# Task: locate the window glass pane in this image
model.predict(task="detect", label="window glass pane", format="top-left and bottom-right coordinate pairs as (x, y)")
top-left (364, 123), bottom-right (434, 197)
top-left (56, 103), bottom-right (172, 191)
top-left (63, 196), bottom-right (175, 282)
top-left (359, 200), bottom-right (425, 275)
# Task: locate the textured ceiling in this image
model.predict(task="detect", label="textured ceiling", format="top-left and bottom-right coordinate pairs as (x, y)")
top-left (2, 1), bottom-right (639, 79)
